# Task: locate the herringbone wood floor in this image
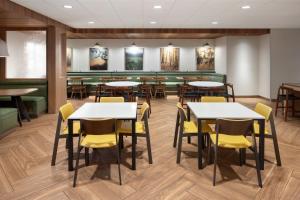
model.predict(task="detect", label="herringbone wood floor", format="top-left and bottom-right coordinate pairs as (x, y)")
top-left (0, 96), bottom-right (300, 200)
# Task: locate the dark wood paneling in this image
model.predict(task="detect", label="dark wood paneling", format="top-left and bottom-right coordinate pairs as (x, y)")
top-left (0, 31), bottom-right (6, 80)
top-left (67, 28), bottom-right (270, 39)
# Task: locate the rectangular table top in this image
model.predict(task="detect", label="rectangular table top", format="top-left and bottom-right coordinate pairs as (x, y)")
top-left (68, 102), bottom-right (137, 120)
top-left (284, 83), bottom-right (300, 92)
top-left (0, 88), bottom-right (38, 97)
top-left (187, 102), bottom-right (264, 120)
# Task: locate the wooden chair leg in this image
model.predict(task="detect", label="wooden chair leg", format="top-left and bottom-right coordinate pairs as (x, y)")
top-left (252, 133), bottom-right (263, 187)
top-left (173, 113), bottom-right (179, 148)
top-left (187, 136), bottom-right (191, 144)
top-left (207, 138), bottom-right (212, 164)
top-left (213, 145), bottom-right (218, 186)
top-left (176, 130), bottom-right (183, 164)
top-left (73, 146), bottom-right (83, 187)
top-left (116, 145), bottom-right (122, 185)
top-left (270, 115), bottom-right (282, 166)
top-left (146, 132), bottom-right (153, 164)
top-left (51, 116), bottom-right (62, 166)
top-left (85, 147), bottom-right (89, 166)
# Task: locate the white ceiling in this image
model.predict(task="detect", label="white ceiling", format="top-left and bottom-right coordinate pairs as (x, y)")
top-left (11, 0), bottom-right (300, 28)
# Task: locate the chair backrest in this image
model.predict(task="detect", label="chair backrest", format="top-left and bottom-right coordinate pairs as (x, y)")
top-left (100, 97), bottom-right (125, 103)
top-left (216, 119), bottom-right (253, 136)
top-left (140, 102), bottom-right (149, 120)
top-left (80, 118), bottom-right (116, 136)
top-left (59, 103), bottom-right (75, 121)
top-left (201, 96), bottom-right (226, 102)
top-left (176, 102), bottom-right (187, 121)
top-left (69, 78), bottom-right (82, 86)
top-left (254, 103), bottom-right (272, 121)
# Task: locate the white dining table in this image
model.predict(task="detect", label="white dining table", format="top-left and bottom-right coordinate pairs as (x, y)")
top-left (105, 81), bottom-right (139, 87)
top-left (188, 81), bottom-right (224, 88)
top-left (67, 102), bottom-right (138, 171)
top-left (187, 102), bottom-right (266, 169)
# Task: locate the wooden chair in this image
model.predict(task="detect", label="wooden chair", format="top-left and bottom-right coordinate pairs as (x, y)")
top-left (100, 96), bottom-right (124, 103)
top-left (174, 103), bottom-right (212, 163)
top-left (153, 76), bottom-right (167, 98)
top-left (114, 76), bottom-right (128, 81)
top-left (136, 84), bottom-right (152, 115)
top-left (51, 103), bottom-right (80, 166)
top-left (73, 118), bottom-right (121, 187)
top-left (178, 84), bottom-right (198, 107)
top-left (253, 103), bottom-right (281, 166)
top-left (275, 85), bottom-right (297, 121)
top-left (118, 102), bottom-right (153, 164)
top-left (208, 119), bottom-right (262, 187)
top-left (69, 78), bottom-right (87, 100)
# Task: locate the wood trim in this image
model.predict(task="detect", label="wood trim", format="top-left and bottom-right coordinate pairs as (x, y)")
top-left (67, 28), bottom-right (270, 39)
top-left (0, 0), bottom-right (71, 30)
top-left (0, 30), bottom-right (6, 80)
top-left (47, 26), bottom-right (56, 113)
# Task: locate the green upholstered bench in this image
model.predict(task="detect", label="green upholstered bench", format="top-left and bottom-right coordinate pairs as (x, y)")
top-left (0, 108), bottom-right (18, 136)
top-left (0, 80), bottom-right (48, 117)
top-left (67, 71), bottom-right (227, 95)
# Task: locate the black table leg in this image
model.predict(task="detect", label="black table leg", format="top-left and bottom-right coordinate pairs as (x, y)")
top-left (16, 96), bottom-right (30, 122)
top-left (187, 106), bottom-right (191, 121)
top-left (198, 119), bottom-right (203, 169)
top-left (11, 96), bottom-right (22, 126)
top-left (68, 119), bottom-right (74, 171)
top-left (132, 118), bottom-right (136, 170)
top-left (258, 119), bottom-right (265, 170)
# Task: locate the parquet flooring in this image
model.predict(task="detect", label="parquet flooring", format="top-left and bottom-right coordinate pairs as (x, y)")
top-left (0, 96), bottom-right (300, 200)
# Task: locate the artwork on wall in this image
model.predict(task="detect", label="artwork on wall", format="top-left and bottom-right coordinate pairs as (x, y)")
top-left (195, 44), bottom-right (215, 70)
top-left (89, 46), bottom-right (108, 70)
top-left (125, 47), bottom-right (144, 70)
top-left (160, 47), bottom-right (180, 71)
top-left (66, 47), bottom-right (72, 72)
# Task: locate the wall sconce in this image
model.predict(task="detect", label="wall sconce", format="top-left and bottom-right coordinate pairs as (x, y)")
top-left (93, 42), bottom-right (101, 48)
top-left (0, 39), bottom-right (9, 57)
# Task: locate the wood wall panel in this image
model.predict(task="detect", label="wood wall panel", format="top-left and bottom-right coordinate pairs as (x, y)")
top-left (47, 26), bottom-right (67, 113)
top-left (0, 31), bottom-right (6, 80)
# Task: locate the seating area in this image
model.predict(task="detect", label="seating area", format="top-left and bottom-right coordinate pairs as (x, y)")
top-left (1, 0), bottom-right (300, 199)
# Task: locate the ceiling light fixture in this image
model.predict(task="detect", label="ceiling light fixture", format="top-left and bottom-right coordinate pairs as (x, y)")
top-left (150, 21), bottom-right (157, 24)
top-left (211, 21), bottom-right (218, 25)
top-left (63, 5), bottom-right (72, 9)
top-left (153, 5), bottom-right (162, 9)
top-left (88, 21), bottom-right (95, 24)
top-left (241, 5), bottom-right (251, 9)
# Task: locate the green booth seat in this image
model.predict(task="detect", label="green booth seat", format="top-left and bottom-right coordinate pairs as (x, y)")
top-left (0, 108), bottom-right (18, 136)
top-left (67, 71), bottom-right (227, 96)
top-left (0, 80), bottom-right (48, 117)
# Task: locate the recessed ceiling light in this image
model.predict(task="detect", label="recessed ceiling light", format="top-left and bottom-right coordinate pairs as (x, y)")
top-left (241, 5), bottom-right (251, 9)
top-left (63, 5), bottom-right (72, 9)
top-left (150, 21), bottom-right (157, 24)
top-left (153, 5), bottom-right (162, 9)
top-left (88, 21), bottom-right (95, 24)
top-left (212, 21), bottom-right (218, 25)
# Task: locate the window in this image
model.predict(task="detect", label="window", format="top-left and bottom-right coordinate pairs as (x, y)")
top-left (6, 31), bottom-right (46, 79)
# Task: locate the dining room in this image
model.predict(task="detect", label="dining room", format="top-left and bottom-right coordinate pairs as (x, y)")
top-left (0, 0), bottom-right (300, 200)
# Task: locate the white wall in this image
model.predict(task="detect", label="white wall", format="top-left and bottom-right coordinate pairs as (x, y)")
top-left (226, 36), bottom-right (259, 96)
top-left (258, 35), bottom-right (271, 98)
top-left (270, 29), bottom-right (300, 99)
top-left (6, 31), bottom-right (46, 78)
top-left (67, 39), bottom-right (214, 72)
top-left (215, 37), bottom-right (227, 74)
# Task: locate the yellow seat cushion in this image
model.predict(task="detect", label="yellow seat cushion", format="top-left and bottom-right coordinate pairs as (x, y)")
top-left (184, 121), bottom-right (212, 133)
top-left (210, 133), bottom-right (252, 148)
top-left (62, 121), bottom-right (80, 135)
top-left (81, 134), bottom-right (117, 148)
top-left (253, 121), bottom-right (270, 135)
top-left (118, 121), bottom-right (145, 134)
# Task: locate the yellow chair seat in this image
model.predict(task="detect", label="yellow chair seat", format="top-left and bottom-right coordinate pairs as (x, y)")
top-left (118, 121), bottom-right (145, 134)
top-left (253, 121), bottom-right (270, 135)
top-left (81, 134), bottom-right (117, 148)
top-left (62, 121), bottom-right (80, 135)
top-left (184, 121), bottom-right (212, 133)
top-left (210, 133), bottom-right (252, 148)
